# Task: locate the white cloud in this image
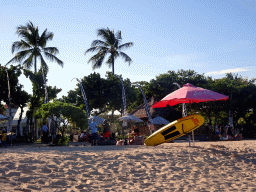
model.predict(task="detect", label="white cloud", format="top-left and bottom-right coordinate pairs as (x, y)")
top-left (205, 67), bottom-right (249, 76)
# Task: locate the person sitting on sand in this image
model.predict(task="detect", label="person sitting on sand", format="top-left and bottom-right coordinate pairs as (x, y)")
top-left (220, 133), bottom-right (229, 140)
top-left (129, 129), bottom-right (144, 145)
top-left (232, 133), bottom-right (243, 141)
top-left (116, 139), bottom-right (124, 146)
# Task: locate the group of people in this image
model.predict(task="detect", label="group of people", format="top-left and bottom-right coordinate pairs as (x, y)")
top-left (116, 128), bottom-right (145, 146)
top-left (88, 119), bottom-right (111, 146)
top-left (207, 124), bottom-right (242, 141)
top-left (87, 119), bottom-right (145, 146)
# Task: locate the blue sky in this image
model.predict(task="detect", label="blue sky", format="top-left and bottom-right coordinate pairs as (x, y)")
top-left (1, 0), bottom-right (256, 98)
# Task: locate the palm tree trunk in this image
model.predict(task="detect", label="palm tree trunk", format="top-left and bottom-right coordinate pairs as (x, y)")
top-left (34, 55), bottom-right (37, 73)
top-left (111, 54), bottom-right (114, 74)
top-left (17, 105), bottom-right (24, 136)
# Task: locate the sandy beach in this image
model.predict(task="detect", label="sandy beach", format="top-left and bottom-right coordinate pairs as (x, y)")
top-left (0, 140), bottom-right (256, 192)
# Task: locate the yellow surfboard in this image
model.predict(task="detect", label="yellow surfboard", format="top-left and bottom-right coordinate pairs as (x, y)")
top-left (144, 114), bottom-right (204, 146)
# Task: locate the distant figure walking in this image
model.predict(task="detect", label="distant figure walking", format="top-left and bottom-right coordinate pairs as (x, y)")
top-left (41, 122), bottom-right (48, 144)
top-left (89, 119), bottom-right (98, 146)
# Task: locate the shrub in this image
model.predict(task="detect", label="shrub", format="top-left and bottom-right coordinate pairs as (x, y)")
top-left (57, 135), bottom-right (70, 146)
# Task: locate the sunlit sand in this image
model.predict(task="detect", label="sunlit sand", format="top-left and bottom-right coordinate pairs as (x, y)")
top-left (0, 140), bottom-right (256, 191)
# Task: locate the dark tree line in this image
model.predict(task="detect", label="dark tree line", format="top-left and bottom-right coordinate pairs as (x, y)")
top-left (63, 69), bottom-right (256, 136)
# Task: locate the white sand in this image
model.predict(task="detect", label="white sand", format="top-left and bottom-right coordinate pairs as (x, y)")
top-left (0, 140), bottom-right (256, 191)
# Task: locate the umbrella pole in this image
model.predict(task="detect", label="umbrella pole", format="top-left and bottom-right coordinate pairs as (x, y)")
top-left (190, 103), bottom-right (195, 146)
top-left (192, 131), bottom-right (194, 145)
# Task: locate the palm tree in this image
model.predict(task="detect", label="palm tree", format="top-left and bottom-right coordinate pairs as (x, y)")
top-left (6, 21), bottom-right (63, 73)
top-left (85, 28), bottom-right (133, 74)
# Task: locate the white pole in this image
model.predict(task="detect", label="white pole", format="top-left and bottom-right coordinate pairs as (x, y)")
top-left (173, 83), bottom-right (194, 146)
top-left (5, 68), bottom-right (12, 146)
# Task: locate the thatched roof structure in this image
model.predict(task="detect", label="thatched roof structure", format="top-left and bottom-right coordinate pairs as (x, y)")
top-left (130, 97), bottom-right (182, 122)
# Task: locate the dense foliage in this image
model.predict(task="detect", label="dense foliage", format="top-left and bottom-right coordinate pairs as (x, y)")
top-left (61, 72), bottom-right (137, 116)
top-left (36, 101), bottom-right (88, 137)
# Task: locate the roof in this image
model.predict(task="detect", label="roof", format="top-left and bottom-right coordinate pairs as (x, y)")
top-left (130, 97), bottom-right (157, 119)
top-left (130, 96), bottom-right (181, 121)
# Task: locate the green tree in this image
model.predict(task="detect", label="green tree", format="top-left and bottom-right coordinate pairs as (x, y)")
top-left (0, 64), bottom-right (31, 135)
top-left (105, 72), bottom-right (137, 115)
top-left (13, 85), bottom-right (30, 136)
top-left (36, 101), bottom-right (88, 139)
top-left (0, 64), bottom-right (22, 103)
top-left (62, 72), bottom-right (137, 116)
top-left (23, 69), bottom-right (62, 103)
top-left (6, 21), bottom-right (63, 73)
top-left (85, 28), bottom-right (133, 74)
top-left (23, 68), bottom-right (62, 140)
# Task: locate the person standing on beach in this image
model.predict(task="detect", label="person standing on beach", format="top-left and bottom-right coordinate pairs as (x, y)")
top-left (215, 124), bottom-right (220, 135)
top-left (41, 122), bottom-right (48, 144)
top-left (224, 124), bottom-right (229, 136)
top-left (1, 129), bottom-right (7, 147)
top-left (227, 124), bottom-right (233, 138)
top-left (103, 120), bottom-right (110, 141)
top-left (89, 119), bottom-right (98, 146)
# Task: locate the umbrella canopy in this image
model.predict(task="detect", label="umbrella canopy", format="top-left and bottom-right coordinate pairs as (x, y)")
top-left (118, 114), bottom-right (144, 122)
top-left (88, 116), bottom-right (105, 125)
top-left (153, 83), bottom-right (229, 108)
top-left (0, 114), bottom-right (8, 120)
top-left (151, 116), bottom-right (170, 125)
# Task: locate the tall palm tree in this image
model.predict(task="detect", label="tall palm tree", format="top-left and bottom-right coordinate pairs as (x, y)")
top-left (6, 21), bottom-right (63, 73)
top-left (85, 28), bottom-right (133, 74)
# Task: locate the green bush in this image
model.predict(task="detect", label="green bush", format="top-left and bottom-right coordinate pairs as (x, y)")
top-left (117, 135), bottom-right (128, 140)
top-left (57, 135), bottom-right (70, 146)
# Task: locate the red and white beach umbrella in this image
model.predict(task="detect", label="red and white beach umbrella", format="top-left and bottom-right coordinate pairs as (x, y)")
top-left (152, 83), bottom-right (229, 145)
top-left (153, 83), bottom-right (229, 108)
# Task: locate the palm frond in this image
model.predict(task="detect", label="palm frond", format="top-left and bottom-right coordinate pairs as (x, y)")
top-left (39, 54), bottom-right (49, 74)
top-left (5, 56), bottom-right (19, 65)
top-left (97, 28), bottom-right (113, 45)
top-left (26, 22), bottom-right (39, 45)
top-left (106, 52), bottom-right (119, 67)
top-left (16, 26), bottom-right (28, 38)
top-left (91, 40), bottom-right (109, 47)
top-left (16, 29), bottom-right (34, 45)
top-left (44, 31), bottom-right (54, 41)
top-left (106, 55), bottom-right (113, 68)
top-left (43, 47), bottom-right (59, 55)
top-left (113, 51), bottom-right (120, 59)
top-left (106, 55), bottom-right (112, 67)
top-left (39, 29), bottom-right (54, 47)
top-left (115, 30), bottom-right (122, 40)
top-left (6, 49), bottom-right (33, 65)
top-left (38, 29), bottom-right (47, 47)
top-left (118, 42), bottom-right (133, 51)
top-left (22, 53), bottom-right (34, 70)
top-left (119, 52), bottom-right (132, 65)
top-left (109, 28), bottom-right (116, 45)
top-left (11, 40), bottom-right (31, 53)
top-left (85, 46), bottom-right (108, 55)
top-left (88, 49), bottom-right (108, 69)
top-left (44, 52), bottom-right (64, 67)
